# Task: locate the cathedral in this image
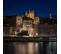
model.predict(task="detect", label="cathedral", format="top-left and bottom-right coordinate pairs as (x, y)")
top-left (16, 9), bottom-right (40, 36)
top-left (3, 9), bottom-right (57, 37)
top-left (3, 9), bottom-right (40, 36)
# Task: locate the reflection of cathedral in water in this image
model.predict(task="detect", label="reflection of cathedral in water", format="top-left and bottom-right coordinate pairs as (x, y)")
top-left (14, 43), bottom-right (39, 54)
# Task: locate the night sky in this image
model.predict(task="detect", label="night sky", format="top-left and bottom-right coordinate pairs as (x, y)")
top-left (3, 0), bottom-right (57, 17)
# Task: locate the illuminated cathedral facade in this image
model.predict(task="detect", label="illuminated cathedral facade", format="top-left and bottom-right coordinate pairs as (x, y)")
top-left (3, 9), bottom-right (40, 37)
top-left (16, 9), bottom-right (40, 36)
top-left (3, 9), bottom-right (57, 37)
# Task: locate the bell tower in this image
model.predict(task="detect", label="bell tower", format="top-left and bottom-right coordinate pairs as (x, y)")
top-left (26, 8), bottom-right (35, 19)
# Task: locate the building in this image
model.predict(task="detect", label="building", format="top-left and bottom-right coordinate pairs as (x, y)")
top-left (3, 9), bottom-right (40, 36)
top-left (3, 9), bottom-right (57, 37)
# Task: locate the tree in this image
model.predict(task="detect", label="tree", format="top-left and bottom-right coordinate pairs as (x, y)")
top-left (17, 30), bottom-right (29, 36)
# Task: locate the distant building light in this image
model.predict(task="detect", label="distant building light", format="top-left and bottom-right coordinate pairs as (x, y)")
top-left (36, 33), bottom-right (38, 36)
top-left (29, 34), bottom-right (33, 37)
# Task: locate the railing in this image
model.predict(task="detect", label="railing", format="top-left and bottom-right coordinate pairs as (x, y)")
top-left (3, 36), bottom-right (56, 42)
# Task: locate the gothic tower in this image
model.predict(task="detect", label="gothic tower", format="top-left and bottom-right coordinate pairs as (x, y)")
top-left (25, 8), bottom-right (35, 19)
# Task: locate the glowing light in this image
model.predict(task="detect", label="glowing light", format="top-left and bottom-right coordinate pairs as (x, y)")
top-left (36, 33), bottom-right (38, 36)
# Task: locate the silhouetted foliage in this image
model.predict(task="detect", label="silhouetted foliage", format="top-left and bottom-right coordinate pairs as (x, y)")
top-left (17, 30), bottom-right (29, 36)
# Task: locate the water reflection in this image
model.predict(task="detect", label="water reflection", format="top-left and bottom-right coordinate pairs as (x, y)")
top-left (4, 41), bottom-right (57, 54)
top-left (3, 38), bottom-right (57, 54)
top-left (14, 42), bottom-right (39, 54)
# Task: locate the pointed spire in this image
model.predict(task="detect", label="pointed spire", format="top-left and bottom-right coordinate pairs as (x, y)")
top-left (50, 13), bottom-right (52, 19)
top-left (31, 8), bottom-right (34, 13)
top-left (29, 8), bottom-right (30, 13)
top-left (16, 11), bottom-right (20, 16)
top-left (33, 8), bottom-right (34, 12)
top-left (25, 11), bottom-right (28, 16)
